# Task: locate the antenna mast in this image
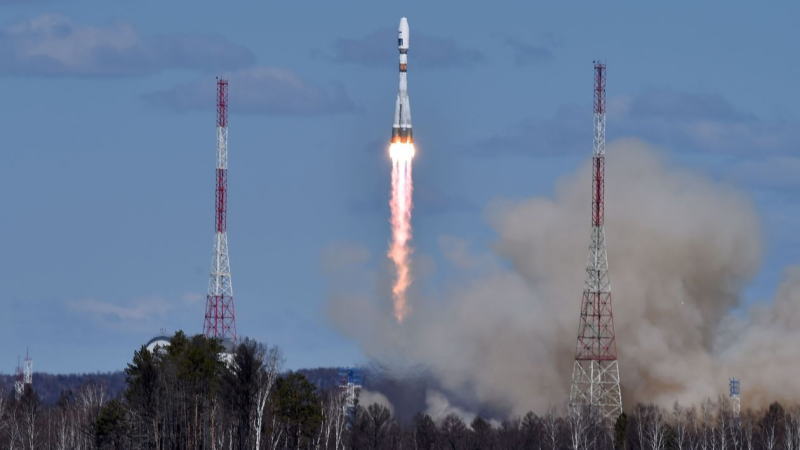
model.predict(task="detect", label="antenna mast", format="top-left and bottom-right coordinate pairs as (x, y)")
top-left (203, 78), bottom-right (237, 342)
top-left (568, 62), bottom-right (623, 421)
top-left (730, 377), bottom-right (741, 418)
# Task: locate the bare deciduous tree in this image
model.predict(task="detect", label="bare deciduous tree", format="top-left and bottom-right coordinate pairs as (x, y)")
top-left (672, 404), bottom-right (692, 450)
top-left (252, 345), bottom-right (281, 450)
top-left (542, 407), bottom-right (560, 450)
top-left (567, 405), bottom-right (593, 450)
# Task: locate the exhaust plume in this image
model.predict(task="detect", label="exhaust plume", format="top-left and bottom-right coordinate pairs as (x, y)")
top-left (388, 142), bottom-right (415, 322)
top-left (330, 139), bottom-right (800, 416)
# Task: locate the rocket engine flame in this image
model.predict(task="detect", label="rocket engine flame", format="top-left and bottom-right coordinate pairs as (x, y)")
top-left (388, 142), bottom-right (415, 322)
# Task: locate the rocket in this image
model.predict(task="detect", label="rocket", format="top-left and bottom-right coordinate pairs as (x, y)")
top-left (392, 17), bottom-right (413, 144)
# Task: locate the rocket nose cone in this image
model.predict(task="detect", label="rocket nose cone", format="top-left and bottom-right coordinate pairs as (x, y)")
top-left (399, 18), bottom-right (409, 35)
top-left (398, 17), bottom-right (409, 50)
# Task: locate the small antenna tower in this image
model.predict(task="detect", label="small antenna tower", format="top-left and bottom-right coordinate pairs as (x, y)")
top-left (730, 377), bottom-right (741, 418)
top-left (23, 349), bottom-right (32, 386)
top-left (13, 351), bottom-right (32, 400)
top-left (339, 368), bottom-right (363, 419)
top-left (13, 356), bottom-right (23, 399)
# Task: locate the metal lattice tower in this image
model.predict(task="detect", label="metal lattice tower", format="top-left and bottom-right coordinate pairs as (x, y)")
top-left (23, 350), bottom-right (32, 386)
top-left (569, 62), bottom-right (623, 421)
top-left (203, 78), bottom-right (237, 341)
top-left (730, 377), bottom-right (741, 418)
top-left (13, 356), bottom-right (23, 399)
top-left (339, 369), bottom-right (363, 422)
top-left (13, 351), bottom-right (32, 400)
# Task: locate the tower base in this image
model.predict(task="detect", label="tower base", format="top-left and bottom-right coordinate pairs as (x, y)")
top-left (569, 359), bottom-right (622, 422)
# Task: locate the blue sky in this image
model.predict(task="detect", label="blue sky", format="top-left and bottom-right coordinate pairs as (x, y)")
top-left (0, 1), bottom-right (798, 373)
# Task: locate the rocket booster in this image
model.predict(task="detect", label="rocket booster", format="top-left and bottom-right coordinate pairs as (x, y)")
top-left (392, 17), bottom-right (413, 144)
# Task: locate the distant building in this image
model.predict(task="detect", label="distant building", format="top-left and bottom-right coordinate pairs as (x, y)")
top-left (145, 336), bottom-right (171, 353)
top-left (144, 335), bottom-right (236, 365)
top-left (219, 338), bottom-right (236, 365)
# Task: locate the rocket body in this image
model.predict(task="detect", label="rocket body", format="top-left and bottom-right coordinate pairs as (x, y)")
top-left (392, 17), bottom-right (413, 143)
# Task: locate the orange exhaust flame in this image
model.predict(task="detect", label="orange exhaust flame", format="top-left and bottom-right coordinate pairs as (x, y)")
top-left (388, 142), bottom-right (415, 322)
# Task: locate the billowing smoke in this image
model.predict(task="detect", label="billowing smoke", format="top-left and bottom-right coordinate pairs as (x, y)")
top-left (424, 390), bottom-right (479, 424)
top-left (329, 138), bottom-right (797, 417)
top-left (722, 267), bottom-right (800, 408)
top-left (359, 389), bottom-right (395, 414)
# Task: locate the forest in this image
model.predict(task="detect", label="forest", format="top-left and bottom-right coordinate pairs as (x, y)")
top-left (0, 331), bottom-right (798, 449)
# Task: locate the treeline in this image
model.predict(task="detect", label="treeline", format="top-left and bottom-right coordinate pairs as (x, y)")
top-left (0, 332), bottom-right (798, 449)
top-left (0, 372), bottom-right (127, 405)
top-left (0, 369), bottom-right (340, 406)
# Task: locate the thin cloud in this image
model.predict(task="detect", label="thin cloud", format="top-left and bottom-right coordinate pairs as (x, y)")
top-left (471, 88), bottom-right (799, 156)
top-left (0, 14), bottom-right (254, 76)
top-left (616, 89), bottom-right (796, 154)
top-left (626, 88), bottom-right (754, 122)
top-left (470, 104), bottom-right (587, 156)
top-left (730, 156), bottom-right (800, 190)
top-left (180, 292), bottom-right (205, 304)
top-left (68, 297), bottom-right (171, 322)
top-left (143, 67), bottom-right (356, 116)
top-left (317, 27), bottom-right (485, 70)
top-left (503, 37), bottom-right (555, 67)
top-left (321, 242), bottom-right (371, 275)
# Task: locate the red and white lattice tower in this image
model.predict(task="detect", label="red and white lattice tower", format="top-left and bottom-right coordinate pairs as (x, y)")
top-left (568, 62), bottom-right (622, 421)
top-left (203, 78), bottom-right (237, 342)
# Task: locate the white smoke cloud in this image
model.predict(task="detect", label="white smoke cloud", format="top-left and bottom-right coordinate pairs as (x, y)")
top-left (358, 389), bottom-right (395, 415)
top-left (328, 138), bottom-right (800, 416)
top-left (424, 390), bottom-right (477, 424)
top-left (722, 267), bottom-right (800, 408)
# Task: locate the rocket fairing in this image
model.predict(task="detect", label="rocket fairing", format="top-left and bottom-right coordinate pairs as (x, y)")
top-left (392, 17), bottom-right (413, 144)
